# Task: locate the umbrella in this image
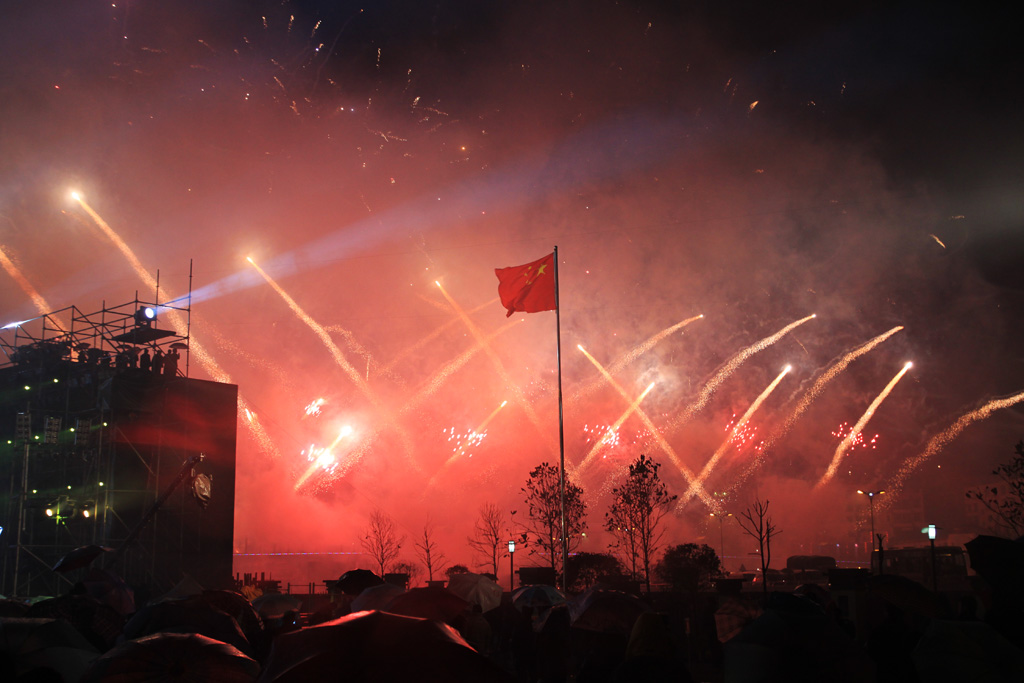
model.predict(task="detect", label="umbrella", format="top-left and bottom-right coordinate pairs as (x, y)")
top-left (200, 590), bottom-right (264, 647)
top-left (82, 632), bottom-right (260, 683)
top-left (512, 584), bottom-right (566, 612)
top-left (124, 598), bottom-right (253, 656)
top-left (912, 619), bottom-right (1024, 681)
top-left (569, 588), bottom-right (652, 634)
top-left (80, 567), bottom-right (136, 617)
top-left (866, 574), bottom-right (949, 619)
top-left (0, 599), bottom-right (29, 618)
top-left (350, 583), bottom-right (405, 612)
top-left (385, 586), bottom-right (469, 624)
top-left (335, 569), bottom-right (384, 596)
top-left (965, 534), bottom-right (1024, 591)
top-left (447, 573), bottom-right (503, 613)
top-left (252, 593), bottom-right (303, 620)
top-left (1, 616), bottom-right (101, 682)
top-left (258, 610), bottom-right (511, 683)
top-left (25, 594), bottom-right (126, 651)
top-left (51, 545), bottom-right (114, 573)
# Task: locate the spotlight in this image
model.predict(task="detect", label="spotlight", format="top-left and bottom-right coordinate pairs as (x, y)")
top-left (135, 306), bottom-right (157, 326)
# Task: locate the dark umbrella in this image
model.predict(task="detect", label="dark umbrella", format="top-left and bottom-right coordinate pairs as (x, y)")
top-left (0, 616), bottom-right (100, 682)
top-left (385, 586), bottom-right (469, 624)
top-left (512, 584), bottom-right (567, 612)
top-left (200, 590), bottom-right (264, 650)
top-left (350, 583), bottom-right (405, 612)
top-left (569, 588), bottom-right (652, 634)
top-left (335, 569), bottom-right (384, 596)
top-left (258, 610), bottom-right (511, 683)
top-left (252, 593), bottom-right (303, 620)
top-left (25, 594), bottom-right (125, 651)
top-left (80, 567), bottom-right (136, 617)
top-left (81, 632), bottom-right (259, 683)
top-left (124, 598), bottom-right (253, 657)
top-left (448, 573), bottom-right (503, 613)
top-left (51, 545), bottom-right (114, 573)
top-left (866, 574), bottom-right (950, 619)
top-left (965, 535), bottom-right (1024, 591)
top-left (0, 599), bottom-right (29, 618)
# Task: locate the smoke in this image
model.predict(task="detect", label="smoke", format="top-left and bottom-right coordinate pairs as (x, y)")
top-left (2, 1), bottom-right (1023, 583)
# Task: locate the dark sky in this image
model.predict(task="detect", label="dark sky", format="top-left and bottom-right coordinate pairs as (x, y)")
top-left (2, 0), bottom-right (1022, 581)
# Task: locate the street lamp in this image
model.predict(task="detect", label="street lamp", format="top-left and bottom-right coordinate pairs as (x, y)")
top-left (508, 540), bottom-right (516, 592)
top-left (710, 512), bottom-right (732, 571)
top-left (857, 490), bottom-right (884, 552)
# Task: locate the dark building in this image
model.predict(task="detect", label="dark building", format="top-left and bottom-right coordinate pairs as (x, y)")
top-left (0, 299), bottom-right (236, 598)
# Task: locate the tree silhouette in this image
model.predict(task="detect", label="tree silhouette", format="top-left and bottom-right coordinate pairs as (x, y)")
top-left (361, 510), bottom-right (403, 578)
top-left (604, 454), bottom-right (677, 592)
top-left (967, 440), bottom-right (1024, 536)
top-left (656, 543), bottom-right (724, 591)
top-left (522, 462), bottom-right (587, 585)
top-left (736, 498), bottom-right (781, 595)
top-left (467, 502), bottom-right (505, 576)
top-left (414, 521), bottom-right (447, 582)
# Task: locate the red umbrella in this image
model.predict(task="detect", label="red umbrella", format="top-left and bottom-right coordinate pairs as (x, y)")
top-left (385, 586), bottom-right (469, 624)
top-left (81, 632), bottom-right (259, 683)
top-left (258, 610), bottom-right (511, 683)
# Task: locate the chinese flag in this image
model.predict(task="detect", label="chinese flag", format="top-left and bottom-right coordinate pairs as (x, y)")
top-left (495, 252), bottom-right (557, 317)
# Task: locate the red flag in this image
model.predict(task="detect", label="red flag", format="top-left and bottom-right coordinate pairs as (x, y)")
top-left (495, 252), bottom-right (557, 317)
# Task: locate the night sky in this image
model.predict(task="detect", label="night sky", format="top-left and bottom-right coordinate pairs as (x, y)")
top-left (2, 1), bottom-right (1022, 581)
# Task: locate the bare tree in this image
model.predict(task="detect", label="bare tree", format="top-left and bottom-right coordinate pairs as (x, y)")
top-left (522, 462), bottom-right (587, 585)
top-left (361, 510), bottom-right (403, 578)
top-left (414, 521), bottom-right (447, 582)
top-left (736, 498), bottom-right (781, 595)
top-left (967, 441), bottom-right (1024, 536)
top-left (604, 454), bottom-right (677, 592)
top-left (468, 502), bottom-right (505, 576)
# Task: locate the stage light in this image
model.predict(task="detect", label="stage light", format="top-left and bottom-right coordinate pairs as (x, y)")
top-left (135, 306), bottom-right (157, 326)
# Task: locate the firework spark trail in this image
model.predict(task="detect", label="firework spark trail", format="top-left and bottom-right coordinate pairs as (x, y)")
top-left (730, 326), bottom-right (904, 490)
top-left (679, 365), bottom-right (792, 508)
top-left (0, 242), bottom-right (66, 331)
top-left (575, 382), bottom-right (656, 476)
top-left (247, 258), bottom-right (417, 464)
top-left (331, 319), bottom-right (521, 478)
top-left (815, 362), bottom-right (913, 489)
top-left (435, 281), bottom-right (553, 450)
top-left (570, 315), bottom-right (703, 402)
top-left (665, 314), bottom-right (816, 434)
top-left (74, 195), bottom-right (281, 458)
top-left (577, 344), bottom-right (718, 509)
top-left (383, 298), bottom-right (497, 373)
top-left (425, 400), bottom-right (508, 490)
top-left (883, 391), bottom-right (1024, 506)
top-left (325, 324), bottom-right (406, 385)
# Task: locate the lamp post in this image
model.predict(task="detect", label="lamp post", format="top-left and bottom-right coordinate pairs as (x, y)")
top-left (857, 490), bottom-right (884, 553)
top-left (508, 540), bottom-right (516, 592)
top-left (710, 512), bottom-right (732, 571)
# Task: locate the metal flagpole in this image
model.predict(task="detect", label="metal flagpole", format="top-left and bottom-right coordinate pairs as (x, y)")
top-left (553, 245), bottom-right (569, 588)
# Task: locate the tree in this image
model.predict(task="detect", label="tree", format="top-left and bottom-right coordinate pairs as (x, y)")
top-left (567, 552), bottom-right (626, 592)
top-left (467, 503), bottom-right (505, 576)
top-left (414, 521), bottom-right (447, 582)
top-left (604, 454), bottom-right (677, 592)
top-left (445, 564), bottom-right (470, 578)
top-left (522, 462), bottom-right (588, 585)
top-left (736, 498), bottom-right (781, 595)
top-left (361, 510), bottom-right (403, 578)
top-left (656, 543), bottom-right (724, 591)
top-left (967, 440), bottom-right (1024, 536)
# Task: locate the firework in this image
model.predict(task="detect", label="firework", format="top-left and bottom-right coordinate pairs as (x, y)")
top-left (425, 400), bottom-right (508, 491)
top-left (0, 241), bottom-right (64, 329)
top-left (816, 362), bottom-right (913, 489)
top-left (729, 326), bottom-right (903, 491)
top-left (884, 391), bottom-right (1024, 504)
top-left (576, 344), bottom-right (717, 508)
top-left (666, 314), bottom-right (815, 433)
top-left (571, 315), bottom-right (703, 402)
top-left (679, 365), bottom-right (792, 508)
top-left (575, 382), bottom-right (655, 475)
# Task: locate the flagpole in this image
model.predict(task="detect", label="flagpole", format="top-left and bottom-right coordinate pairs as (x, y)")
top-left (553, 245), bottom-right (569, 589)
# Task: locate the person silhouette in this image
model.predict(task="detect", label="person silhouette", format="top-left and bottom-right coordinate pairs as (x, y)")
top-left (152, 348), bottom-right (164, 375)
top-left (139, 349), bottom-right (152, 372)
